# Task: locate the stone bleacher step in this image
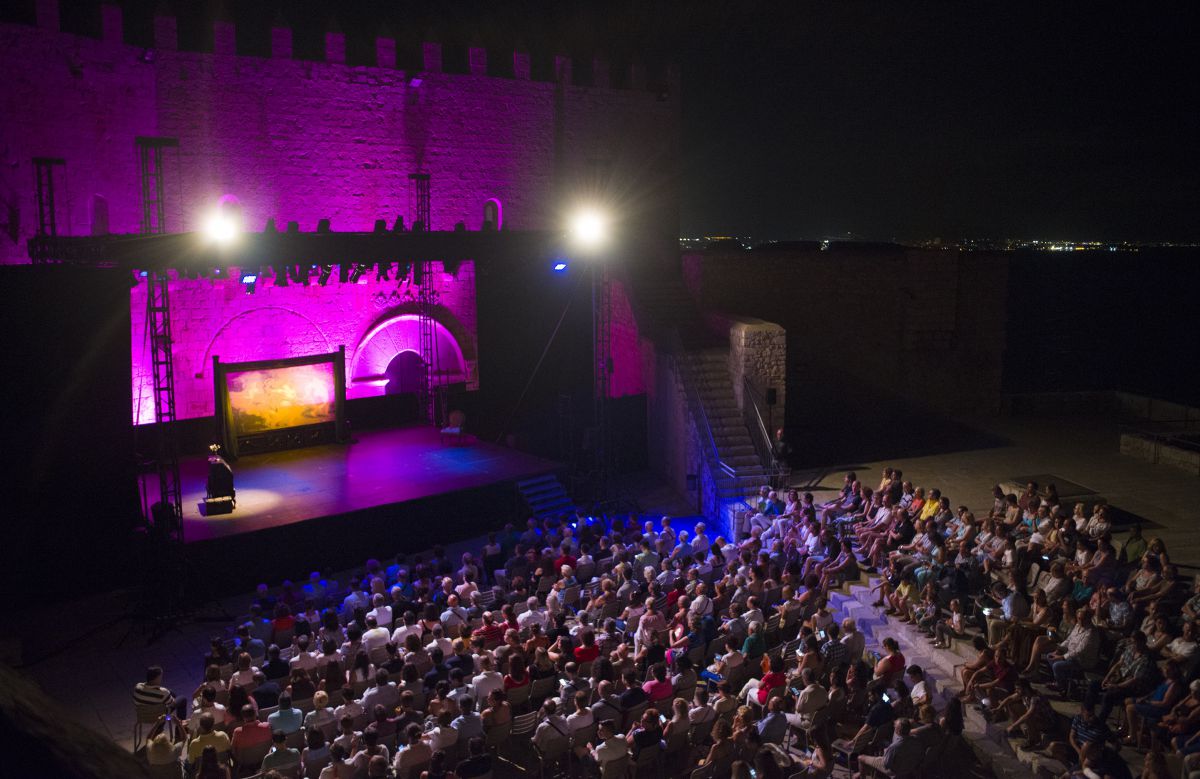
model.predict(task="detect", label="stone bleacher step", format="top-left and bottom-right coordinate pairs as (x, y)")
top-left (825, 572), bottom-right (1064, 779)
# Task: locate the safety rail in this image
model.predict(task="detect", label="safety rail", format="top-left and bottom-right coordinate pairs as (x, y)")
top-left (663, 331), bottom-right (734, 476)
top-left (742, 375), bottom-right (788, 486)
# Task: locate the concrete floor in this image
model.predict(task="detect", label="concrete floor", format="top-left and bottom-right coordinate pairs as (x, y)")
top-left (12, 411), bottom-right (1199, 753)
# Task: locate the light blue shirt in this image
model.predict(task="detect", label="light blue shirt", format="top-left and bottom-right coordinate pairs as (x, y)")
top-left (267, 706), bottom-right (304, 734)
top-left (452, 712), bottom-right (484, 741)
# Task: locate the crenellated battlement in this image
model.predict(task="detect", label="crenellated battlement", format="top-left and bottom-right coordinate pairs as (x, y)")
top-left (30, 0), bottom-right (680, 92)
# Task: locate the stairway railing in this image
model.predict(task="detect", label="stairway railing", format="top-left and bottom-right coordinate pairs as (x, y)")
top-left (667, 331), bottom-right (735, 478)
top-left (742, 375), bottom-right (788, 487)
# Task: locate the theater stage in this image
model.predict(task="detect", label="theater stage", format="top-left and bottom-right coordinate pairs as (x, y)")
top-left (169, 427), bottom-right (561, 584)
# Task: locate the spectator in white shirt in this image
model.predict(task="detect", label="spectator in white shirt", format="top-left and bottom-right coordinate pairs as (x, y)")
top-left (289, 635), bottom-right (318, 674)
top-left (692, 524), bottom-right (711, 556)
top-left (566, 690), bottom-right (595, 735)
top-left (589, 719), bottom-right (629, 769)
top-left (361, 669), bottom-right (400, 713)
top-left (533, 699), bottom-right (571, 752)
top-left (334, 687), bottom-right (364, 722)
top-left (425, 624), bottom-right (454, 658)
top-left (367, 594), bottom-right (393, 629)
top-left (518, 597), bottom-right (548, 630)
top-left (362, 616), bottom-right (391, 658)
top-left (840, 618), bottom-right (865, 663)
top-left (906, 665), bottom-right (936, 708)
top-left (392, 611), bottom-right (422, 647)
top-left (471, 656), bottom-right (504, 706)
top-left (227, 652), bottom-right (259, 690)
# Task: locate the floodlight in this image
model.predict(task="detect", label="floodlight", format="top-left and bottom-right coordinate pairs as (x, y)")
top-left (203, 210), bottom-right (240, 246)
top-left (568, 208), bottom-right (608, 250)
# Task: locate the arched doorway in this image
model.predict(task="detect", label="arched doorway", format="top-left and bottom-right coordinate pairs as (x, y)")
top-left (384, 351), bottom-right (426, 395)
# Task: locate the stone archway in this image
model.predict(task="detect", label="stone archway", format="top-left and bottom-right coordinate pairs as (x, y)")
top-left (349, 311), bottom-right (471, 397)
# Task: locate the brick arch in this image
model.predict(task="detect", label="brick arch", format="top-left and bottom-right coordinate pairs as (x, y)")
top-left (198, 307), bottom-right (335, 377)
top-left (349, 306), bottom-right (473, 396)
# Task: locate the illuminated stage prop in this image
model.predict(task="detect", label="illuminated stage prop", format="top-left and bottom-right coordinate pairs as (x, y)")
top-left (213, 348), bottom-right (347, 458)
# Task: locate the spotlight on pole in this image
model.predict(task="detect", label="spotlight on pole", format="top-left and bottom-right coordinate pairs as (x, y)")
top-left (568, 207), bottom-right (608, 250)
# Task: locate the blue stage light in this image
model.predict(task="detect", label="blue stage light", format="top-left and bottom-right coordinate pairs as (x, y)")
top-left (240, 273), bottom-right (257, 284)
top-left (553, 261), bottom-right (568, 272)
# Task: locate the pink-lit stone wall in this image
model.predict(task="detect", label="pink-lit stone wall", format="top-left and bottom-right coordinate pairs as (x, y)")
top-left (2, 5), bottom-right (673, 420)
top-left (130, 263), bottom-right (478, 423)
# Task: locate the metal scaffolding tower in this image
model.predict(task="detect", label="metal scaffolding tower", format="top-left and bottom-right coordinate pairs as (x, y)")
top-left (136, 136), bottom-right (183, 540)
top-left (409, 173), bottom-right (442, 424)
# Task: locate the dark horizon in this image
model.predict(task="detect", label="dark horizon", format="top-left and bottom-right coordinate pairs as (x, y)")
top-left (10, 0), bottom-right (1197, 243)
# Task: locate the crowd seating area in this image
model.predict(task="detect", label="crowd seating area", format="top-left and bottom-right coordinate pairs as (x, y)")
top-left (129, 469), bottom-right (1198, 779)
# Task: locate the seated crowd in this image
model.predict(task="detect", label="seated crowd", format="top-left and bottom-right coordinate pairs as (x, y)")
top-left (132, 468), bottom-right (1194, 779)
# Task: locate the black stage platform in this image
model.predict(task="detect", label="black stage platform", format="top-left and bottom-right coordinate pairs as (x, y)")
top-left (164, 426), bottom-right (562, 589)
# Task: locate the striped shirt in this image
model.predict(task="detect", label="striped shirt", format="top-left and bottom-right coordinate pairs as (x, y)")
top-left (133, 682), bottom-right (172, 709)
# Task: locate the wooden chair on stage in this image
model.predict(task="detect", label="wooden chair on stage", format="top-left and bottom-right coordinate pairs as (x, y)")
top-left (441, 409), bottom-right (468, 445)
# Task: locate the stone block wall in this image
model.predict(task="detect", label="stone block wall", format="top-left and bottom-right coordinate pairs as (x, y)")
top-left (1, 5), bottom-right (679, 260)
top-left (728, 317), bottom-right (786, 425)
top-left (2, 3), bottom-right (672, 420)
top-left (683, 246), bottom-right (1009, 416)
top-left (130, 263), bottom-right (478, 423)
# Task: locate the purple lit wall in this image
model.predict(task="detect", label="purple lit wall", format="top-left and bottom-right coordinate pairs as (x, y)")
top-left (2, 5), bottom-right (669, 421)
top-left (130, 263), bottom-right (477, 424)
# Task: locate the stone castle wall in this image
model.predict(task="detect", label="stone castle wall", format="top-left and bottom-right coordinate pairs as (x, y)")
top-left (2, 2), bottom-right (672, 420)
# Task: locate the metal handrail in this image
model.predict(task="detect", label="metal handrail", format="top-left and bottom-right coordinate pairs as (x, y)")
top-left (667, 331), bottom-right (735, 477)
top-left (741, 375), bottom-right (782, 472)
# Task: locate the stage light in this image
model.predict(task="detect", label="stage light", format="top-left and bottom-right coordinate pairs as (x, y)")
top-left (377, 262), bottom-right (392, 281)
top-left (241, 272), bottom-right (257, 294)
top-left (350, 264), bottom-right (366, 284)
top-left (568, 207), bottom-right (608, 250)
top-left (274, 266), bottom-right (288, 287)
top-left (203, 210), bottom-right (240, 246)
top-left (553, 261), bottom-right (568, 272)
top-left (318, 265), bottom-right (333, 286)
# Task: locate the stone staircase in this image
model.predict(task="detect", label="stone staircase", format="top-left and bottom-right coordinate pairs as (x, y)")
top-left (623, 267), bottom-right (775, 525)
top-left (824, 573), bottom-right (1070, 779)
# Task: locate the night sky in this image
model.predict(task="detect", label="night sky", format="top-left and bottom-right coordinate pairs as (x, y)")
top-left (16, 0), bottom-right (1200, 242)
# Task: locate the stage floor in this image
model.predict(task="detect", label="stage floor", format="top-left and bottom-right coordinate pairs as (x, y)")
top-left (178, 426), bottom-right (559, 543)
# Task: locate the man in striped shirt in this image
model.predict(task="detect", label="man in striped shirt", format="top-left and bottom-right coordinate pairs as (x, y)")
top-left (133, 665), bottom-right (186, 718)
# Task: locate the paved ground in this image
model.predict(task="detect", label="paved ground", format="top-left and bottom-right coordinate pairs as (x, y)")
top-left (9, 411), bottom-right (1197, 753)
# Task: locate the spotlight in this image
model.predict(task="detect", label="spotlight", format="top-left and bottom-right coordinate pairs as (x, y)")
top-left (377, 262), bottom-right (392, 282)
top-left (568, 208), bottom-right (608, 250)
top-left (241, 272), bottom-right (257, 294)
top-left (349, 264), bottom-right (366, 284)
top-left (553, 261), bottom-right (568, 272)
top-left (203, 210), bottom-right (240, 246)
top-left (317, 218), bottom-right (331, 233)
top-left (318, 265), bottom-right (333, 286)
